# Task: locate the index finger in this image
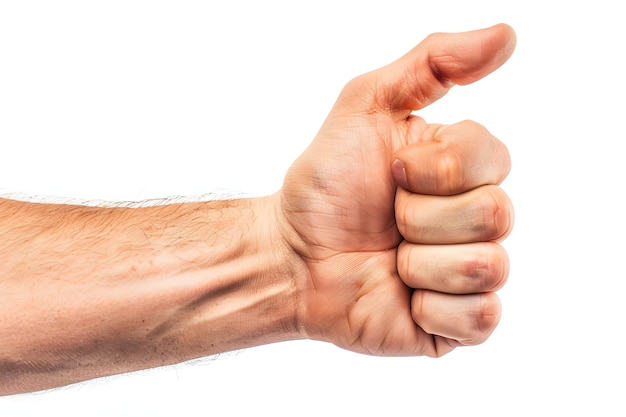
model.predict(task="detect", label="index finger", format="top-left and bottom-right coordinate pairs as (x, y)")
top-left (392, 120), bottom-right (511, 195)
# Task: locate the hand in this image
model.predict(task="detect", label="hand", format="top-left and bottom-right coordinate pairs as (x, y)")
top-left (280, 24), bottom-right (516, 357)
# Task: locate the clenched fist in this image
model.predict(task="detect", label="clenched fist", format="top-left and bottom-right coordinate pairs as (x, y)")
top-left (280, 24), bottom-right (516, 357)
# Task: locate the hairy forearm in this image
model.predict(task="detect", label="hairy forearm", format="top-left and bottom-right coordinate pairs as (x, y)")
top-left (0, 195), bottom-right (302, 395)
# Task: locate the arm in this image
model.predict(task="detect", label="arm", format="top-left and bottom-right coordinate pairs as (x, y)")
top-left (0, 195), bottom-right (306, 394)
top-left (1, 23), bottom-right (516, 395)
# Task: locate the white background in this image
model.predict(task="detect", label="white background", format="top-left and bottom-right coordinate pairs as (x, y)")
top-left (1, 1), bottom-right (624, 415)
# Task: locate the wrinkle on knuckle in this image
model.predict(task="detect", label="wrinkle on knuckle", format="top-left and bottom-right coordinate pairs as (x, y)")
top-left (478, 187), bottom-right (510, 241)
top-left (496, 246), bottom-right (511, 287)
top-left (396, 193), bottom-right (422, 240)
top-left (397, 242), bottom-right (411, 282)
top-left (488, 244), bottom-right (510, 290)
top-left (435, 144), bottom-right (465, 195)
top-left (461, 244), bottom-right (508, 292)
top-left (474, 293), bottom-right (501, 342)
top-left (461, 253), bottom-right (490, 292)
top-left (453, 294), bottom-right (500, 346)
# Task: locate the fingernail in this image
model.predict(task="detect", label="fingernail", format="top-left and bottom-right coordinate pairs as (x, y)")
top-left (392, 159), bottom-right (409, 189)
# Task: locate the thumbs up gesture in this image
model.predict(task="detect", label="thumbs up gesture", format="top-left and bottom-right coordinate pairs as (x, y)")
top-left (281, 24), bottom-right (516, 356)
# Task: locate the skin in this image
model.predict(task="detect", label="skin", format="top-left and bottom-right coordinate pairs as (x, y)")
top-left (0, 24), bottom-right (516, 395)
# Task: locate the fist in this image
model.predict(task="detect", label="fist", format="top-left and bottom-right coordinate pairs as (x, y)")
top-left (393, 120), bottom-right (513, 350)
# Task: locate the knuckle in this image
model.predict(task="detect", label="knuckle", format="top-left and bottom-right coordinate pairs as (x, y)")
top-left (488, 244), bottom-right (510, 290)
top-left (395, 189), bottom-right (425, 241)
top-left (343, 73), bottom-right (368, 93)
top-left (461, 293), bottom-right (502, 345)
top-left (461, 244), bottom-right (509, 292)
top-left (477, 186), bottom-right (513, 241)
top-left (461, 253), bottom-right (491, 293)
top-left (474, 293), bottom-right (502, 340)
top-left (439, 120), bottom-right (512, 189)
top-left (456, 119), bottom-right (484, 132)
top-left (433, 143), bottom-right (465, 195)
top-left (340, 74), bottom-right (378, 109)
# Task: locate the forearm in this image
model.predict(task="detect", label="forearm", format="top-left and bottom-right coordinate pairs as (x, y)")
top-left (0, 195), bottom-right (303, 395)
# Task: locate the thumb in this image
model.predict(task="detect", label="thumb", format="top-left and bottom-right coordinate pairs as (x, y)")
top-left (342, 24), bottom-right (516, 113)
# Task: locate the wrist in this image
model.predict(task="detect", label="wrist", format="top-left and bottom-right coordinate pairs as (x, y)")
top-left (152, 194), bottom-right (308, 357)
top-left (217, 193), bottom-right (308, 347)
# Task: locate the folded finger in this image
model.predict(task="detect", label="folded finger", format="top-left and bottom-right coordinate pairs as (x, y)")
top-left (412, 290), bottom-right (502, 346)
top-left (397, 241), bottom-right (509, 294)
top-left (392, 120), bottom-right (511, 196)
top-left (395, 185), bottom-right (514, 244)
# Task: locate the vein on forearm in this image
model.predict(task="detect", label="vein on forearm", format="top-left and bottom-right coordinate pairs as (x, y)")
top-left (0, 195), bottom-right (298, 394)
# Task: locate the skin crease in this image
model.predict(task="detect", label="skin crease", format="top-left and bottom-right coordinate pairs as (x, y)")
top-left (0, 24), bottom-right (516, 394)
